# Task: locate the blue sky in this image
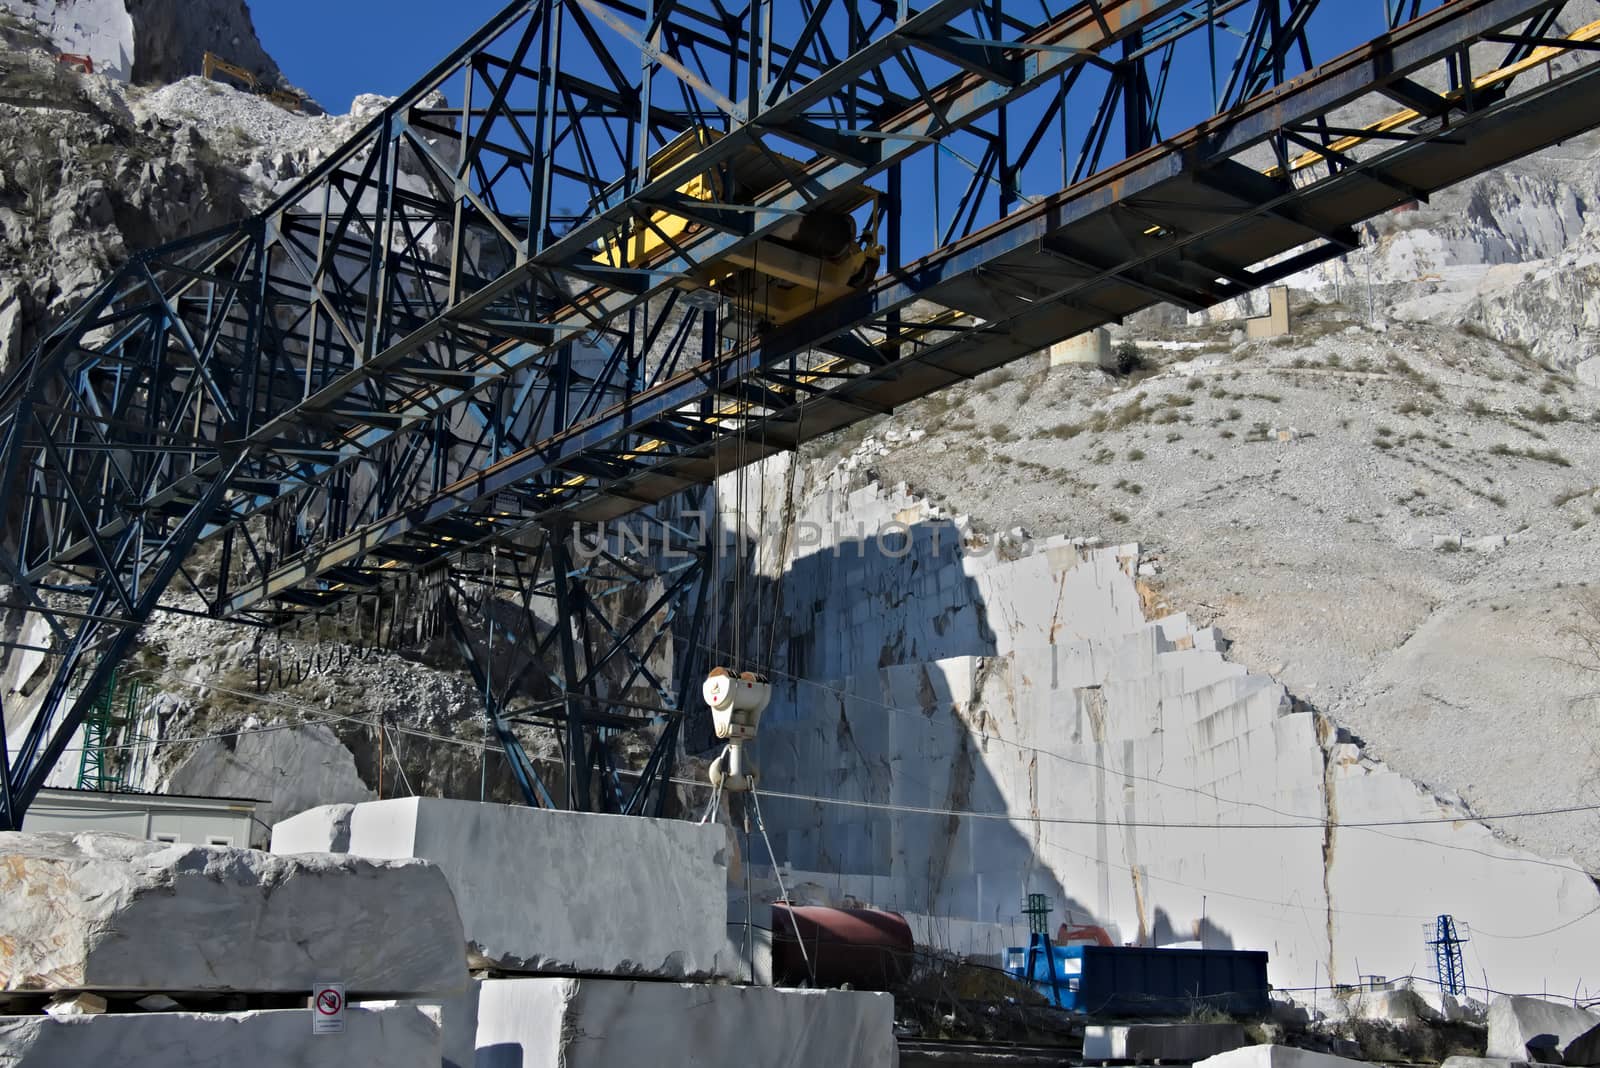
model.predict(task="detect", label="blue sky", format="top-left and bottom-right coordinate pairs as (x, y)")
top-left (246, 0), bottom-right (1403, 260)
top-left (252, 2), bottom-right (511, 113)
top-left (252, 1), bottom-right (1389, 120)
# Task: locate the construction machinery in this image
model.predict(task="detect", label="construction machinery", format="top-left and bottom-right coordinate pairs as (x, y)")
top-left (54, 53), bottom-right (93, 74)
top-left (595, 128), bottom-right (882, 332)
top-left (202, 50), bottom-right (300, 112)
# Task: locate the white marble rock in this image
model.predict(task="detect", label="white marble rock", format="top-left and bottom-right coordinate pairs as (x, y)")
top-left (1578, 356), bottom-right (1600, 389)
top-left (0, 1005), bottom-right (441, 1067)
top-left (273, 798), bottom-right (733, 979)
top-left (734, 465), bottom-right (1600, 996)
top-left (472, 977), bottom-right (898, 1068)
top-left (1565, 1022), bottom-right (1600, 1067)
top-left (1486, 996), bottom-right (1600, 1062)
top-left (1195, 1046), bottom-right (1368, 1068)
top-left (0, 831), bottom-right (468, 996)
top-left (1084, 1023), bottom-right (1248, 1062)
top-left (359, 981), bottom-right (482, 1068)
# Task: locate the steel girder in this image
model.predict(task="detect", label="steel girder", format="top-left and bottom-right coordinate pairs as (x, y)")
top-left (4, 0), bottom-right (1357, 617)
top-left (291, 0), bottom-right (1597, 541)
top-left (436, 499), bottom-right (713, 813)
top-left (0, 0), bottom-right (1591, 827)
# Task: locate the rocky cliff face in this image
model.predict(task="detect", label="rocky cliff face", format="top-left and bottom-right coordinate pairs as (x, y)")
top-left (0, 17), bottom-right (244, 376)
top-left (0, 0), bottom-right (285, 87)
top-left (122, 0), bottom-right (284, 87)
top-left (717, 459), bottom-right (1600, 995)
top-left (1203, 129), bottom-right (1600, 373)
top-left (0, 8), bottom-right (380, 380)
top-left (854, 307), bottom-right (1600, 878)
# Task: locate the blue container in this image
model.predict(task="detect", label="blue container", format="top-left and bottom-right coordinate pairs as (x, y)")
top-left (1004, 944), bottom-right (1269, 1017)
top-left (1003, 938), bottom-right (1080, 1009)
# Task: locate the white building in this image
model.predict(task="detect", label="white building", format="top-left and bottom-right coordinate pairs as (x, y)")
top-left (22, 787), bottom-right (262, 846)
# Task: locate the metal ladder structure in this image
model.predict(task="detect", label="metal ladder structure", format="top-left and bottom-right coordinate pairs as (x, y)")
top-left (72, 668), bottom-right (143, 792)
top-left (4, 0), bottom-right (1600, 828)
top-left (1427, 914), bottom-right (1470, 996)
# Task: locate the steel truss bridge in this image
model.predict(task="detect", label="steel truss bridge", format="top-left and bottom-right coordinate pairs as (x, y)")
top-left (3, 0), bottom-right (1599, 829)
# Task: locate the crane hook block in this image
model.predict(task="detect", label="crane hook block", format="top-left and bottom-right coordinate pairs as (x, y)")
top-left (704, 666), bottom-right (770, 741)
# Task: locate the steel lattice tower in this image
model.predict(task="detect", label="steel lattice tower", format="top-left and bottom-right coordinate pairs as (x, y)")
top-left (1427, 914), bottom-right (1469, 995)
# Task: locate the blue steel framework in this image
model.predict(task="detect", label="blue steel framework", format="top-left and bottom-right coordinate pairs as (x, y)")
top-left (1427, 914), bottom-right (1469, 996)
top-left (2, 0), bottom-right (1599, 827)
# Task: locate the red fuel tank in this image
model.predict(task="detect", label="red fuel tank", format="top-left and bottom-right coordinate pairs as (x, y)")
top-left (770, 905), bottom-right (915, 990)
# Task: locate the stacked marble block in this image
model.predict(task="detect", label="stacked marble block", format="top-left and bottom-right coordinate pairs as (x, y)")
top-left (0, 831), bottom-right (467, 1066)
top-left (272, 797), bottom-right (898, 1068)
top-left (1085, 1022), bottom-right (1249, 1061)
top-left (272, 797), bottom-right (734, 978)
top-left (1485, 995), bottom-right (1600, 1065)
top-left (755, 536), bottom-right (1264, 934)
top-left (474, 978), bottom-right (897, 1068)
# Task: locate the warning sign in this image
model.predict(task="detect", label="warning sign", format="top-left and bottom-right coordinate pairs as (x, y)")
top-left (311, 981), bottom-right (345, 1035)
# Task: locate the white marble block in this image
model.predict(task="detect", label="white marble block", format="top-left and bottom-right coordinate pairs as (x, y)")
top-left (273, 798), bottom-right (733, 978)
top-left (0, 831), bottom-right (468, 996)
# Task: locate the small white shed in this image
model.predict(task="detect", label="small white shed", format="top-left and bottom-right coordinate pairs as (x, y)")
top-left (22, 787), bottom-right (263, 846)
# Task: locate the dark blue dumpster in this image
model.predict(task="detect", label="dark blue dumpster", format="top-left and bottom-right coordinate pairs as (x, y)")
top-left (1004, 944), bottom-right (1269, 1017)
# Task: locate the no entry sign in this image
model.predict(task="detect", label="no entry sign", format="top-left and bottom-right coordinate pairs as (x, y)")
top-left (311, 981), bottom-right (345, 1035)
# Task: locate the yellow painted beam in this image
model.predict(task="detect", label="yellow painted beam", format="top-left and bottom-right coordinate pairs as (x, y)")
top-left (1271, 19), bottom-right (1600, 177)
